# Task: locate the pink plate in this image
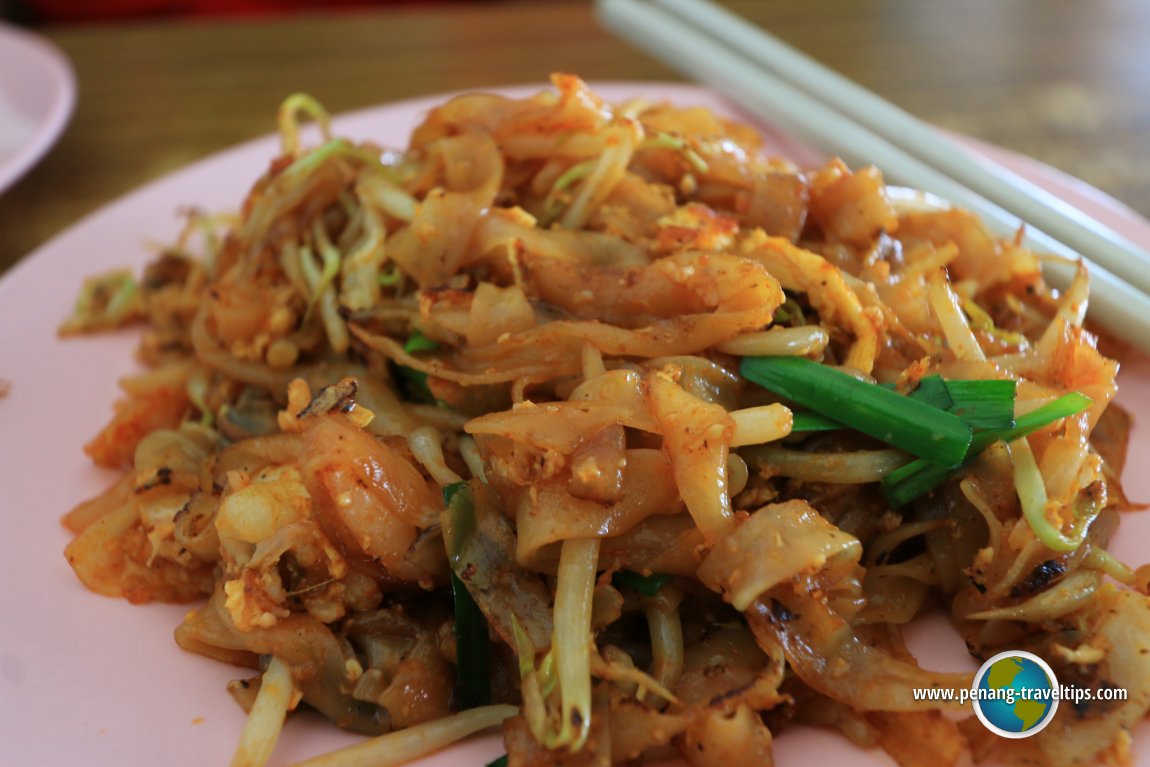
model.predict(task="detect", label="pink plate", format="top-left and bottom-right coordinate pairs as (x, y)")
top-left (0, 21), bottom-right (75, 192)
top-left (1, 83), bottom-right (1147, 767)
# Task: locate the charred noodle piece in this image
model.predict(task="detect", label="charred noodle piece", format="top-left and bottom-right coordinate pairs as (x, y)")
top-left (746, 585), bottom-right (972, 712)
top-left (441, 480), bottom-right (554, 652)
top-left (741, 356), bottom-right (973, 466)
top-left (698, 499), bottom-right (860, 611)
top-left (177, 590), bottom-right (392, 735)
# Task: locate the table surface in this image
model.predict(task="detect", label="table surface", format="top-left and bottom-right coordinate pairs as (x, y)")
top-left (3, 0), bottom-right (1149, 273)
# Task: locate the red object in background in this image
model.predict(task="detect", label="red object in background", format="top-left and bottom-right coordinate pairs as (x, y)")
top-left (17, 0), bottom-right (442, 24)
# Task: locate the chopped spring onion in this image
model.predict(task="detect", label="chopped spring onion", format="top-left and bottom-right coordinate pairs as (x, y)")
top-left (740, 356), bottom-right (973, 466)
top-left (542, 159), bottom-right (597, 224)
top-left (771, 295), bottom-right (806, 327)
top-left (378, 266), bottom-right (403, 286)
top-left (403, 330), bottom-right (440, 354)
top-left (934, 378), bottom-right (1016, 430)
top-left (904, 375), bottom-right (1016, 431)
top-left (882, 392), bottom-right (1093, 508)
top-left (552, 159), bottom-right (598, 195)
top-left (612, 570), bottom-right (670, 597)
top-left (393, 364), bottom-right (435, 404)
top-left (963, 297), bottom-right (1026, 345)
top-left (486, 757), bottom-right (509, 767)
top-left (637, 132), bottom-right (710, 175)
top-left (789, 411), bottom-right (845, 433)
top-left (445, 482), bottom-right (492, 709)
top-left (906, 375), bottom-right (952, 410)
top-left (59, 270), bottom-right (141, 334)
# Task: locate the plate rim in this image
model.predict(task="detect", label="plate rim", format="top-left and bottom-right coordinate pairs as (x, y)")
top-left (0, 20), bottom-right (77, 192)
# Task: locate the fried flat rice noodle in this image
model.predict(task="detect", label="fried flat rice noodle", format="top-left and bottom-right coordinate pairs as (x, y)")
top-left (60, 75), bottom-right (1146, 767)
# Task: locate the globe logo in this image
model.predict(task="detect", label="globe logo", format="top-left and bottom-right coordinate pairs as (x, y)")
top-left (971, 651), bottom-right (1059, 738)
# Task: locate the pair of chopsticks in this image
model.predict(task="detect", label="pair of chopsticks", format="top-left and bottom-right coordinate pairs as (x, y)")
top-left (596, 0), bottom-right (1150, 354)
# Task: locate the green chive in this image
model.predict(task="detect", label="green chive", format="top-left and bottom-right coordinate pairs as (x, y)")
top-left (902, 376), bottom-right (1016, 430)
top-left (378, 267), bottom-right (403, 286)
top-left (394, 364), bottom-right (434, 403)
top-left (486, 757), bottom-right (509, 767)
top-left (942, 379), bottom-right (1016, 430)
top-left (404, 330), bottom-right (440, 354)
top-left (790, 411), bottom-right (845, 433)
top-left (907, 375), bottom-right (953, 411)
top-left (612, 570), bottom-right (670, 597)
top-left (451, 573), bottom-right (491, 709)
top-left (882, 392), bottom-right (1092, 507)
top-left (444, 480), bottom-right (469, 507)
top-left (740, 357), bottom-right (973, 466)
top-left (988, 391), bottom-right (1091, 444)
top-left (880, 459), bottom-right (954, 509)
top-left (445, 482), bottom-right (491, 710)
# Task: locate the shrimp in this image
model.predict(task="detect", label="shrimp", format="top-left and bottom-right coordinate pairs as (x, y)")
top-left (301, 413), bottom-right (446, 586)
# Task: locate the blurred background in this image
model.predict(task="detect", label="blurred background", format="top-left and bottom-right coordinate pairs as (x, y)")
top-left (0, 0), bottom-right (1147, 269)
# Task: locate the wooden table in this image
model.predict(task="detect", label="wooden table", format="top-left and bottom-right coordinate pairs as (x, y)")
top-left (3, 0), bottom-right (1149, 273)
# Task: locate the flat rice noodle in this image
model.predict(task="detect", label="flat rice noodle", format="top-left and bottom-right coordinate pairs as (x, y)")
top-left (411, 74), bottom-right (611, 157)
top-left (607, 696), bottom-right (687, 763)
top-left (176, 587), bottom-right (393, 735)
top-left (588, 172), bottom-right (677, 242)
top-left (965, 569), bottom-right (1099, 622)
top-left (515, 250), bottom-right (781, 331)
top-left (854, 572), bottom-right (931, 626)
top-left (466, 282), bottom-right (537, 348)
top-left (441, 481), bottom-right (554, 652)
top-left (387, 132), bottom-right (503, 287)
top-left (743, 170), bottom-right (809, 243)
top-left (1091, 401), bottom-right (1132, 475)
top-left (697, 499), bottom-right (861, 611)
top-left (747, 580), bottom-right (971, 712)
top-left (648, 371), bottom-right (735, 545)
top-left (476, 209), bottom-right (648, 270)
top-left (521, 512), bottom-right (703, 577)
top-left (895, 209), bottom-right (1041, 290)
top-left (865, 711), bottom-right (969, 767)
top-left (678, 704), bottom-right (775, 767)
top-left (63, 473), bottom-right (135, 533)
top-left (647, 356), bottom-right (740, 410)
top-left (84, 367), bottom-right (194, 468)
top-left (351, 252), bottom-right (781, 385)
top-left (191, 307), bottom-right (301, 392)
top-left (963, 588), bottom-right (1150, 767)
top-left (64, 503), bottom-right (138, 597)
top-left (515, 450), bottom-right (683, 570)
top-left (740, 232), bottom-right (881, 374)
top-left (467, 401), bottom-right (656, 458)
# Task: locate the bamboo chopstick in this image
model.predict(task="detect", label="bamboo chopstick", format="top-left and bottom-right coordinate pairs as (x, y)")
top-left (651, 0), bottom-right (1150, 297)
top-left (595, 0), bottom-right (1150, 353)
